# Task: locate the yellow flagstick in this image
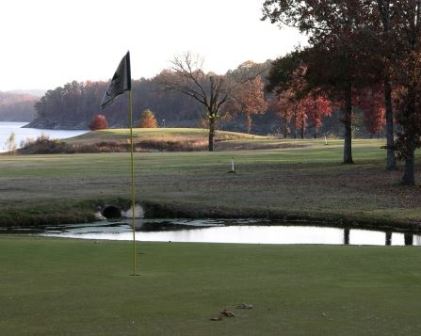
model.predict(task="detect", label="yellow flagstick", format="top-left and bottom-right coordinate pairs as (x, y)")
top-left (100, 51), bottom-right (136, 276)
top-left (128, 90), bottom-right (138, 276)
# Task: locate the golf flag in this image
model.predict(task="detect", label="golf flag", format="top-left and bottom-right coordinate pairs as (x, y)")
top-left (101, 51), bottom-right (131, 109)
top-left (101, 51), bottom-right (138, 275)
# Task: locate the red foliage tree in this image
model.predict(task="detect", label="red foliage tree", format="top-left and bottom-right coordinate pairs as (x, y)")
top-left (269, 90), bottom-right (295, 138)
top-left (271, 90), bottom-right (332, 138)
top-left (89, 114), bottom-right (108, 130)
top-left (296, 95), bottom-right (332, 138)
top-left (307, 96), bottom-right (332, 131)
top-left (356, 88), bottom-right (386, 137)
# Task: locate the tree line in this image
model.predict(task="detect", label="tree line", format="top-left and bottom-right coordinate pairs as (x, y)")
top-left (30, 58), bottom-right (383, 138)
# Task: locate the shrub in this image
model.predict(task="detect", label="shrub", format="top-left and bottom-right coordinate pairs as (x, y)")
top-left (18, 135), bottom-right (75, 154)
top-left (89, 114), bottom-right (109, 130)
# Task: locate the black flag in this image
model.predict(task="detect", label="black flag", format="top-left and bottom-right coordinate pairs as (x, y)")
top-left (101, 51), bottom-right (131, 109)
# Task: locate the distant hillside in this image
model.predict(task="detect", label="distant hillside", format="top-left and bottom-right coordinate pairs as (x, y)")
top-left (26, 61), bottom-right (274, 132)
top-left (8, 89), bottom-right (46, 97)
top-left (0, 92), bottom-right (39, 121)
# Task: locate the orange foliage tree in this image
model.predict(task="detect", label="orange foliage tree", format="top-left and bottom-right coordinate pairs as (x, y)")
top-left (138, 109), bottom-right (158, 128)
top-left (228, 76), bottom-right (268, 133)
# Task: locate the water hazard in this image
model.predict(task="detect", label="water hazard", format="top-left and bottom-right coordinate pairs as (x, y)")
top-left (40, 219), bottom-right (421, 246)
top-left (0, 122), bottom-right (87, 152)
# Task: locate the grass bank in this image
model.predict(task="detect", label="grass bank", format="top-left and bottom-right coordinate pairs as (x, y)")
top-left (1, 236), bottom-right (421, 336)
top-left (20, 128), bottom-right (277, 153)
top-left (1, 137), bottom-right (421, 228)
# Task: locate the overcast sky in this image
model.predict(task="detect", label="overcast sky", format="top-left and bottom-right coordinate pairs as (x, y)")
top-left (0, 0), bottom-right (307, 92)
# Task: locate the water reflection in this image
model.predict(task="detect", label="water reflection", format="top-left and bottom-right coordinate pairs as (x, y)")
top-left (40, 219), bottom-right (421, 246)
top-left (385, 231), bottom-right (392, 246)
top-left (343, 228), bottom-right (350, 245)
top-left (405, 233), bottom-right (414, 246)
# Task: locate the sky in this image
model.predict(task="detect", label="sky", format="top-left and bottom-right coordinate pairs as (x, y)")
top-left (0, 0), bottom-right (307, 92)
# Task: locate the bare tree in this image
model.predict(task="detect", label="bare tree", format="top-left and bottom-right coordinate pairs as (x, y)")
top-left (159, 53), bottom-right (267, 151)
top-left (158, 53), bottom-right (230, 151)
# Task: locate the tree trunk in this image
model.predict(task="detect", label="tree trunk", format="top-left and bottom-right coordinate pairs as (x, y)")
top-left (293, 110), bottom-right (297, 138)
top-left (401, 83), bottom-right (417, 185)
top-left (384, 77), bottom-right (397, 170)
top-left (378, 2), bottom-right (397, 170)
top-left (208, 116), bottom-right (215, 152)
top-left (300, 125), bottom-right (304, 139)
top-left (246, 115), bottom-right (252, 133)
top-left (283, 118), bottom-right (288, 138)
top-left (343, 86), bottom-right (354, 164)
top-left (402, 146), bottom-right (415, 185)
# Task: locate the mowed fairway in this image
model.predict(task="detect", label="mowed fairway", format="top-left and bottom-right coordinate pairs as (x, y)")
top-left (1, 236), bottom-right (421, 336)
top-left (0, 134), bottom-right (420, 226)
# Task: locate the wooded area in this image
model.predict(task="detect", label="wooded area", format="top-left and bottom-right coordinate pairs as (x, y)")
top-left (263, 0), bottom-right (421, 184)
top-left (27, 59), bottom-right (382, 139)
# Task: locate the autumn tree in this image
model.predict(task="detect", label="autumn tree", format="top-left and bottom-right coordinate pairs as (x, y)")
top-left (267, 52), bottom-right (332, 138)
top-left (267, 53), bottom-right (305, 138)
top-left (263, 0), bottom-right (380, 163)
top-left (300, 95), bottom-right (332, 138)
top-left (227, 75), bottom-right (268, 133)
top-left (269, 90), bottom-right (295, 138)
top-left (362, 0), bottom-right (421, 182)
top-left (388, 1), bottom-right (421, 185)
top-left (357, 87), bottom-right (386, 137)
top-left (89, 114), bottom-right (108, 130)
top-left (138, 109), bottom-right (158, 128)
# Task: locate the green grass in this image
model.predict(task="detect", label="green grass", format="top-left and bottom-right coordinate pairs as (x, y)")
top-left (1, 135), bottom-right (420, 226)
top-left (1, 236), bottom-right (421, 335)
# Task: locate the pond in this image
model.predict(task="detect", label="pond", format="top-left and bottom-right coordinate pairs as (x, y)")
top-left (40, 219), bottom-right (421, 246)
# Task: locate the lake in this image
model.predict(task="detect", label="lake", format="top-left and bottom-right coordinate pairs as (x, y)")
top-left (41, 219), bottom-right (421, 246)
top-left (0, 122), bottom-right (87, 152)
